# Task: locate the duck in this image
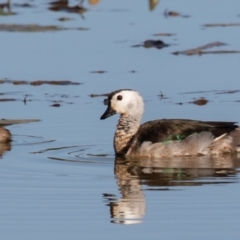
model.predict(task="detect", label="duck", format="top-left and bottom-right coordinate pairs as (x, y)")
top-left (100, 89), bottom-right (240, 158)
top-left (0, 127), bottom-right (11, 143)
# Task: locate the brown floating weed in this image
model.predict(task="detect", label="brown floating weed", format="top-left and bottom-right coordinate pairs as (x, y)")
top-left (173, 41), bottom-right (240, 56)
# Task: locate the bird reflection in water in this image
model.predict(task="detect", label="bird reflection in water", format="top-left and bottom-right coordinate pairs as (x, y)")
top-left (0, 127), bottom-right (11, 157)
top-left (0, 142), bottom-right (11, 157)
top-left (103, 159), bottom-right (146, 225)
top-left (103, 155), bottom-right (240, 224)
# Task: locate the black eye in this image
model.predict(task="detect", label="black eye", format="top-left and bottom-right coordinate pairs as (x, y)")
top-left (117, 95), bottom-right (122, 101)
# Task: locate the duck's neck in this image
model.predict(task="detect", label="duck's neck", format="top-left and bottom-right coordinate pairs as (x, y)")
top-left (114, 114), bottom-right (141, 156)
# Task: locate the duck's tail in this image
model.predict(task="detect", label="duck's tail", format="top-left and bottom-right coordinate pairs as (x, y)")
top-left (210, 127), bottom-right (240, 154)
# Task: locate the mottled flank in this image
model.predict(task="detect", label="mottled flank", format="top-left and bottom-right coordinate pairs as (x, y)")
top-left (100, 89), bottom-right (240, 158)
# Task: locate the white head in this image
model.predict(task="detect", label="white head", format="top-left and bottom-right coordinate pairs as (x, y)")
top-left (100, 89), bottom-right (144, 120)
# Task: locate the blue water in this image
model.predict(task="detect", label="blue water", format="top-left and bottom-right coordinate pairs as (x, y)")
top-left (1, 0), bottom-right (240, 239)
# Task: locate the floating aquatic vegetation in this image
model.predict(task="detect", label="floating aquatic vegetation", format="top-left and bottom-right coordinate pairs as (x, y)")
top-left (216, 90), bottom-right (240, 94)
top-left (157, 91), bottom-right (168, 100)
top-left (144, 40), bottom-right (169, 49)
top-left (89, 93), bottom-right (109, 98)
top-left (0, 79), bottom-right (81, 85)
top-left (191, 98), bottom-right (209, 106)
top-left (175, 98), bottom-right (209, 106)
top-left (90, 70), bottom-right (107, 74)
top-left (0, 86), bottom-right (80, 107)
top-left (0, 119), bottom-right (39, 126)
top-left (13, 2), bottom-right (34, 8)
top-left (30, 80), bottom-right (81, 86)
top-left (172, 41), bottom-right (240, 55)
top-left (50, 103), bottom-right (61, 107)
top-left (58, 17), bottom-right (72, 21)
top-left (179, 89), bottom-right (240, 95)
top-left (153, 33), bottom-right (176, 37)
top-left (49, 4), bottom-right (87, 14)
top-left (49, 0), bottom-right (87, 17)
top-left (0, 24), bottom-right (88, 32)
top-left (132, 40), bottom-right (169, 49)
top-left (176, 90), bottom-right (240, 105)
top-left (49, 0), bottom-right (68, 5)
top-left (164, 9), bottom-right (190, 18)
top-left (179, 90), bottom-right (217, 95)
top-left (203, 23), bottom-right (240, 28)
top-left (90, 92), bottom-right (110, 105)
top-left (0, 98), bottom-right (16, 102)
top-left (11, 80), bottom-right (29, 85)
